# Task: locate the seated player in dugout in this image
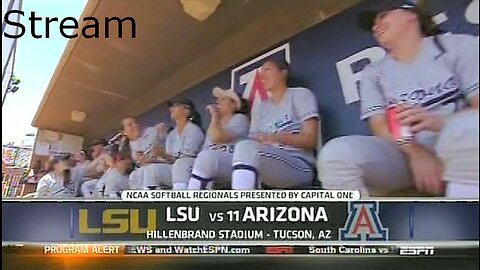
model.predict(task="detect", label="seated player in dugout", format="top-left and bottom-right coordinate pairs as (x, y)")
top-left (126, 98), bottom-right (205, 190)
top-left (230, 58), bottom-right (320, 189)
top-left (35, 155), bottom-right (74, 198)
top-left (186, 87), bottom-right (250, 190)
top-left (121, 117), bottom-right (169, 189)
top-left (92, 144), bottom-right (133, 199)
top-left (80, 139), bottom-right (110, 198)
top-left (318, 0), bottom-right (479, 198)
top-left (70, 149), bottom-right (91, 196)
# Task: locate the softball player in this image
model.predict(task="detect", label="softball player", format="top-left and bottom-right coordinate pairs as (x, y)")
top-left (123, 117), bottom-right (169, 189)
top-left (36, 155), bottom-right (75, 198)
top-left (129, 98), bottom-right (205, 190)
top-left (70, 150), bottom-right (91, 196)
top-left (230, 59), bottom-right (319, 189)
top-left (80, 139), bottom-right (109, 197)
top-left (318, 0), bottom-right (479, 198)
top-left (98, 145), bottom-right (131, 199)
top-left (187, 87), bottom-right (249, 190)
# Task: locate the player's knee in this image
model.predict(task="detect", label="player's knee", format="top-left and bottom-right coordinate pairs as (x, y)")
top-left (128, 169), bottom-right (141, 189)
top-left (318, 136), bottom-right (358, 165)
top-left (317, 136), bottom-right (360, 187)
top-left (436, 110), bottom-right (479, 157)
top-left (172, 158), bottom-right (194, 183)
top-left (233, 139), bottom-right (259, 165)
top-left (173, 157), bottom-right (194, 172)
top-left (192, 150), bottom-right (218, 177)
top-left (81, 180), bottom-right (95, 196)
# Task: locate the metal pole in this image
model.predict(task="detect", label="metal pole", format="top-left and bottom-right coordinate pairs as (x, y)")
top-left (2, 77), bottom-right (12, 107)
top-left (1, 0), bottom-right (16, 34)
top-left (1, 0), bottom-right (21, 81)
top-left (2, 0), bottom-right (23, 107)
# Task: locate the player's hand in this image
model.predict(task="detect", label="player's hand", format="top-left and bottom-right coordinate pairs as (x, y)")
top-left (206, 104), bottom-right (220, 119)
top-left (98, 153), bottom-right (109, 169)
top-left (152, 145), bottom-right (167, 157)
top-left (396, 105), bottom-right (444, 133)
top-left (407, 147), bottom-right (444, 195)
top-left (136, 152), bottom-right (148, 166)
top-left (253, 133), bottom-right (275, 144)
top-left (105, 154), bottom-right (115, 167)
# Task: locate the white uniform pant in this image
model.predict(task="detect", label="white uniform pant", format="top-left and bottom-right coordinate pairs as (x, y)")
top-left (231, 140), bottom-right (315, 189)
top-left (318, 110), bottom-right (479, 198)
top-left (81, 179), bottom-right (98, 198)
top-left (129, 158), bottom-right (195, 190)
top-left (71, 167), bottom-right (88, 197)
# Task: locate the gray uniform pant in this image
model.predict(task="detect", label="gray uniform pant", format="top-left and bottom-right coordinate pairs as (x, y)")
top-left (129, 158), bottom-right (195, 189)
top-left (318, 110), bottom-right (479, 198)
top-left (71, 167), bottom-right (89, 197)
top-left (81, 179), bottom-right (98, 198)
top-left (189, 149), bottom-right (235, 189)
top-left (232, 140), bottom-right (315, 189)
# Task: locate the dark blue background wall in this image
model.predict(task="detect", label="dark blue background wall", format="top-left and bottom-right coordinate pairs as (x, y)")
top-left (135, 0), bottom-right (479, 144)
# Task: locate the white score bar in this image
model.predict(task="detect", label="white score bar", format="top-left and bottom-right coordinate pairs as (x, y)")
top-left (120, 190), bottom-right (360, 202)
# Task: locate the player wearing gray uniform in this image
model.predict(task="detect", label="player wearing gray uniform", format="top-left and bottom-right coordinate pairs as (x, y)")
top-left (70, 150), bottom-right (91, 197)
top-left (131, 98), bottom-right (205, 190)
top-left (318, 1), bottom-right (479, 198)
top-left (231, 59), bottom-right (319, 189)
top-left (36, 155), bottom-right (75, 198)
top-left (80, 139), bottom-right (109, 198)
top-left (187, 87), bottom-right (249, 190)
top-left (102, 157), bottom-right (131, 198)
top-left (124, 118), bottom-right (169, 189)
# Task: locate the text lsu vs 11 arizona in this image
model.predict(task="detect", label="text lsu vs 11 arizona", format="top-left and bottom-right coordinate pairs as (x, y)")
top-left (78, 206), bottom-right (329, 233)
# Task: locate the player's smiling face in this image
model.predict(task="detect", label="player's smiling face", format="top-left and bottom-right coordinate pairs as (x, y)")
top-left (372, 9), bottom-right (415, 48)
top-left (260, 61), bottom-right (286, 91)
top-left (169, 103), bottom-right (190, 121)
top-left (122, 118), bottom-right (141, 140)
top-left (54, 160), bottom-right (70, 175)
top-left (216, 96), bottom-right (236, 114)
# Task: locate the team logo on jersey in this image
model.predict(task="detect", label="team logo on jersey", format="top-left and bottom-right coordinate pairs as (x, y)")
top-left (230, 43), bottom-right (291, 107)
top-left (339, 202), bottom-right (389, 241)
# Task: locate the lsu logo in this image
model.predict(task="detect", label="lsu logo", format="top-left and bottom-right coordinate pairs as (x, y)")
top-left (339, 202), bottom-right (388, 241)
top-left (230, 43), bottom-right (291, 108)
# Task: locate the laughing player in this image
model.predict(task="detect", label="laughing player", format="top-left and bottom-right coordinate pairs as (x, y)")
top-left (318, 0), bottom-right (479, 198)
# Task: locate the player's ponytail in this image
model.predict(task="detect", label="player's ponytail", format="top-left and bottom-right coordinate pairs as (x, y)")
top-left (189, 110), bottom-right (203, 130)
top-left (236, 98), bottom-right (251, 120)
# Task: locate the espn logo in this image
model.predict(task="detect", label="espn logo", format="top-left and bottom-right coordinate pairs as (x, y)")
top-left (264, 246), bottom-right (294, 254)
top-left (399, 246), bottom-right (435, 256)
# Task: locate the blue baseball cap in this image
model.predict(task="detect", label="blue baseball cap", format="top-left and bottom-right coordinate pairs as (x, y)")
top-left (357, 0), bottom-right (438, 35)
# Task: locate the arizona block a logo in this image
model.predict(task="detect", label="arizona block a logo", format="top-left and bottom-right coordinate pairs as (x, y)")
top-left (339, 202), bottom-right (389, 241)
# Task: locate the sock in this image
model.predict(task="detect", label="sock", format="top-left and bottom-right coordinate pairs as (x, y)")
top-left (232, 169), bottom-right (256, 189)
top-left (173, 182), bottom-right (188, 190)
top-left (205, 181), bottom-right (214, 190)
top-left (188, 178), bottom-right (202, 190)
top-left (188, 170), bottom-right (212, 190)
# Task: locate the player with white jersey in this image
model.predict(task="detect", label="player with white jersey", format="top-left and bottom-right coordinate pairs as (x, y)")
top-left (92, 144), bottom-right (131, 199)
top-left (164, 98), bottom-right (206, 190)
top-left (80, 139), bottom-right (109, 198)
top-left (36, 155), bottom-right (75, 198)
top-left (128, 98), bottom-right (205, 190)
top-left (318, 0), bottom-right (479, 198)
top-left (70, 150), bottom-right (91, 197)
top-left (123, 117), bottom-right (169, 189)
top-left (230, 59), bottom-right (320, 189)
top-left (187, 87), bottom-right (249, 190)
